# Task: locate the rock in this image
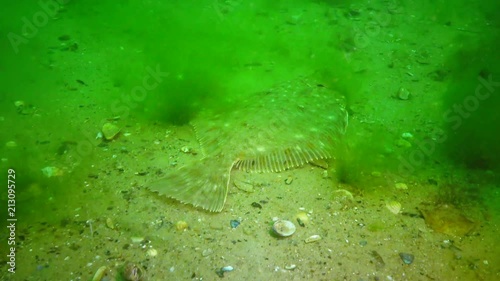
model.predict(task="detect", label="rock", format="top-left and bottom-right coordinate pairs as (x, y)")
top-left (399, 252), bottom-right (415, 264)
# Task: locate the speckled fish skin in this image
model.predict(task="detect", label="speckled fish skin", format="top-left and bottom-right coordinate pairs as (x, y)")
top-left (149, 76), bottom-right (348, 212)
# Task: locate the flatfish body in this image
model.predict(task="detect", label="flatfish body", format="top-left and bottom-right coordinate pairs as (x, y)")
top-left (149, 77), bottom-right (348, 212)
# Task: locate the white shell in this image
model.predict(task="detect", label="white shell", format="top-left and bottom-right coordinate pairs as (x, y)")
top-left (285, 264), bottom-right (297, 270)
top-left (91, 266), bottom-right (109, 281)
top-left (272, 220), bottom-right (296, 237)
top-left (305, 235), bottom-right (322, 243)
top-left (146, 248), bottom-right (158, 257)
top-left (386, 201), bottom-right (402, 214)
top-left (221, 266), bottom-right (234, 272)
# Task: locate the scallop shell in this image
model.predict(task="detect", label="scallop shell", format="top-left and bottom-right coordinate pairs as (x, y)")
top-left (386, 201), bottom-right (402, 214)
top-left (272, 220), bottom-right (296, 237)
top-left (102, 122), bottom-right (120, 140)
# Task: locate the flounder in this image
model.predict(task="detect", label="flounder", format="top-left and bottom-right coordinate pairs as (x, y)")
top-left (149, 77), bottom-right (348, 211)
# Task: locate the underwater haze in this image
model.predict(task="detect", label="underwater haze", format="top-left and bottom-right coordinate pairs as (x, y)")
top-left (1, 0), bottom-right (499, 280)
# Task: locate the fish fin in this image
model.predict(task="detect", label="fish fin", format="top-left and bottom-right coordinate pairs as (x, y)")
top-left (149, 158), bottom-right (233, 212)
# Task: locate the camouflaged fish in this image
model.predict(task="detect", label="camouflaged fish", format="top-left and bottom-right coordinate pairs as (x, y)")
top-left (149, 76), bottom-right (348, 212)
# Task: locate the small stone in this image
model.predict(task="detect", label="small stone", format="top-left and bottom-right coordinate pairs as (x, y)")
top-left (401, 132), bottom-right (413, 139)
top-left (399, 252), bottom-right (415, 264)
top-left (215, 266), bottom-right (234, 277)
top-left (251, 202), bottom-right (262, 209)
top-left (176, 220), bottom-right (188, 231)
top-left (106, 218), bottom-right (115, 229)
top-left (180, 146), bottom-right (191, 153)
top-left (230, 219), bottom-right (240, 228)
top-left (284, 176), bottom-right (293, 185)
top-left (41, 166), bottom-right (63, 177)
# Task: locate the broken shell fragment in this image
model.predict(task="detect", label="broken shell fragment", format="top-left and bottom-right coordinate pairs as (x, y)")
top-left (91, 266), bottom-right (114, 281)
top-left (305, 234), bottom-right (322, 243)
top-left (123, 263), bottom-right (144, 281)
top-left (102, 122), bottom-right (120, 140)
top-left (294, 212), bottom-right (309, 227)
top-left (395, 182), bottom-right (408, 190)
top-left (272, 220), bottom-right (296, 237)
top-left (146, 248), bottom-right (158, 257)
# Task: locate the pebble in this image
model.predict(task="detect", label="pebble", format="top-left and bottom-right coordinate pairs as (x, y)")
top-left (401, 132), bottom-right (413, 139)
top-left (180, 146), bottom-right (191, 153)
top-left (41, 166), bottom-right (63, 177)
top-left (105, 218), bottom-right (115, 230)
top-left (399, 252), bottom-right (415, 264)
top-left (215, 266), bottom-right (234, 277)
top-left (251, 202), bottom-right (262, 209)
top-left (175, 220), bottom-right (188, 231)
top-left (230, 219), bottom-right (240, 228)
